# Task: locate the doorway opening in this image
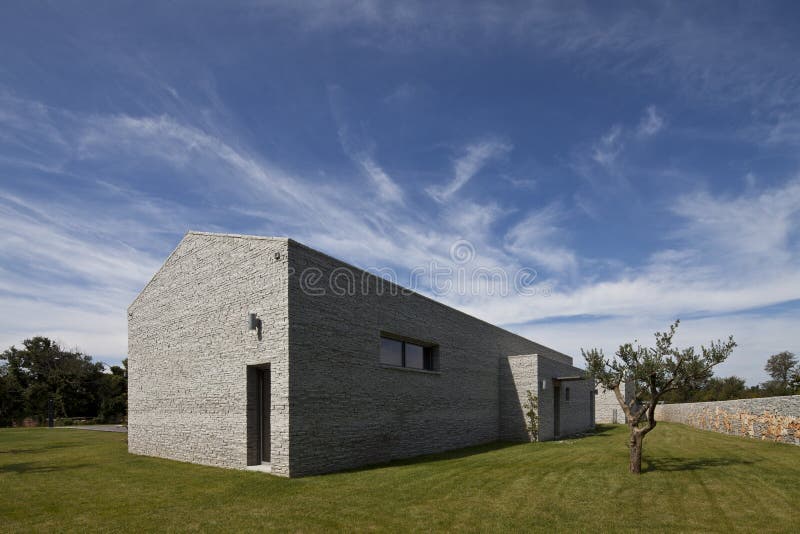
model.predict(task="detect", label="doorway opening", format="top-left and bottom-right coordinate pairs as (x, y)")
top-left (247, 365), bottom-right (270, 466)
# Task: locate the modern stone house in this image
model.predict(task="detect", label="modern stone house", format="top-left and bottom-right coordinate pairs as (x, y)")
top-left (128, 232), bottom-right (594, 477)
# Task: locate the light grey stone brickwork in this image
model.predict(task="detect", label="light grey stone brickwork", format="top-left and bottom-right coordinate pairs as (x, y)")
top-left (498, 354), bottom-right (594, 442)
top-left (128, 232), bottom-right (595, 477)
top-left (127, 233), bottom-right (291, 475)
top-left (595, 382), bottom-right (634, 424)
top-left (499, 355), bottom-right (539, 442)
top-left (655, 395), bottom-right (800, 445)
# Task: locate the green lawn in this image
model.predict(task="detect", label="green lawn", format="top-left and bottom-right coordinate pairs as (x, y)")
top-left (1, 424), bottom-right (798, 533)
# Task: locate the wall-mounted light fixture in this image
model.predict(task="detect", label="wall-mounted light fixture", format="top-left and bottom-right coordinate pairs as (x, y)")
top-left (248, 312), bottom-right (263, 340)
top-left (540, 378), bottom-right (547, 390)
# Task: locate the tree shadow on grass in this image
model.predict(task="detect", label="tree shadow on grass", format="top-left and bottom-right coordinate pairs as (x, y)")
top-left (644, 456), bottom-right (756, 472)
top-left (0, 461), bottom-right (93, 474)
top-left (581, 424), bottom-right (618, 438)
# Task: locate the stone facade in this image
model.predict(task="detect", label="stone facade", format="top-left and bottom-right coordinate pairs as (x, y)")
top-left (127, 233), bottom-right (291, 475)
top-left (595, 382), bottom-right (634, 424)
top-left (655, 396), bottom-right (800, 445)
top-left (128, 232), bottom-right (595, 477)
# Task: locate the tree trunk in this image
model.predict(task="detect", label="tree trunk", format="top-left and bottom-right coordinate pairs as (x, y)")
top-left (629, 429), bottom-right (643, 474)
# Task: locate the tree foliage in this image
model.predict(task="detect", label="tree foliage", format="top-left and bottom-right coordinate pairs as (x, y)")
top-left (583, 320), bottom-right (736, 474)
top-left (661, 375), bottom-right (748, 403)
top-left (0, 337), bottom-right (127, 426)
top-left (764, 351), bottom-right (797, 390)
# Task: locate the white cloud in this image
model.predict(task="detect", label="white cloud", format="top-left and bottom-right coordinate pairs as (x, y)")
top-left (328, 85), bottom-right (405, 203)
top-left (504, 204), bottom-right (577, 275)
top-left (427, 139), bottom-right (511, 202)
top-left (637, 105), bottom-right (665, 137)
top-left (353, 154), bottom-right (404, 202)
top-left (260, 2), bottom-right (800, 110)
top-left (383, 82), bottom-right (417, 104)
top-left (671, 178), bottom-right (800, 271)
top-left (590, 125), bottom-right (623, 168)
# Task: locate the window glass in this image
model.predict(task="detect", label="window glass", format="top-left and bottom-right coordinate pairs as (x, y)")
top-left (380, 338), bottom-right (403, 366)
top-left (423, 348), bottom-right (434, 371)
top-left (405, 343), bottom-right (425, 369)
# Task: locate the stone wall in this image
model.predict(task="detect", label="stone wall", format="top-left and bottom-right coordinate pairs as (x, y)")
top-left (499, 355), bottom-right (539, 442)
top-left (496, 354), bottom-right (595, 443)
top-left (128, 232), bottom-right (291, 475)
top-left (537, 356), bottom-right (594, 441)
top-left (286, 239), bottom-right (590, 476)
top-left (655, 396), bottom-right (800, 445)
top-left (595, 382), bottom-right (634, 424)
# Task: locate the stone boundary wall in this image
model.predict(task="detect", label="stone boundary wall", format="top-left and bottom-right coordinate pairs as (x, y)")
top-left (654, 396), bottom-right (800, 445)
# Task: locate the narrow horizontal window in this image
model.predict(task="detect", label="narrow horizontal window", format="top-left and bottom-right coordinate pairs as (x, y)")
top-left (405, 343), bottom-right (424, 370)
top-left (380, 337), bottom-right (403, 367)
top-left (380, 336), bottom-right (437, 371)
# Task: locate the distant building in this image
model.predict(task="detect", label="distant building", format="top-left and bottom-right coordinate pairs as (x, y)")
top-left (128, 232), bottom-right (594, 477)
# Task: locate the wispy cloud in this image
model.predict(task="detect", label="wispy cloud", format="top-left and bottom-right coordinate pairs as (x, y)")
top-left (591, 125), bottom-right (623, 169)
top-left (261, 2), bottom-right (800, 109)
top-left (427, 139), bottom-right (511, 202)
top-left (455, 176), bottom-right (800, 326)
top-left (328, 85), bottom-right (405, 204)
top-left (355, 155), bottom-right (404, 202)
top-left (383, 82), bottom-right (418, 104)
top-left (503, 204), bottom-right (577, 276)
top-left (637, 105), bottom-right (665, 137)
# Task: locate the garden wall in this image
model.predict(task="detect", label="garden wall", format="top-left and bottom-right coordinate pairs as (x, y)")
top-left (655, 395), bottom-right (800, 445)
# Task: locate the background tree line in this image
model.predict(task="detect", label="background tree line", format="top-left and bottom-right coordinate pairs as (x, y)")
top-left (0, 337), bottom-right (127, 427)
top-left (661, 350), bottom-right (800, 403)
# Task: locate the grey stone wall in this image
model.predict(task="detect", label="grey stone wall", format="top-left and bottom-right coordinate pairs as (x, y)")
top-left (595, 382), bottom-right (634, 424)
top-left (536, 356), bottom-right (594, 441)
top-left (499, 355), bottom-right (539, 442)
top-left (286, 239), bottom-right (589, 476)
top-left (498, 355), bottom-right (593, 443)
top-left (655, 396), bottom-right (800, 445)
top-left (128, 233), bottom-right (291, 475)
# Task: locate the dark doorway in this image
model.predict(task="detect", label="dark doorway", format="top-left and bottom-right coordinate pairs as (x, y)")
top-left (247, 365), bottom-right (270, 465)
top-left (553, 383), bottom-right (561, 438)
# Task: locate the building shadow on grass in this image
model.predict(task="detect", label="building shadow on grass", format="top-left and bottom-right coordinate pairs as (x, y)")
top-left (386, 441), bottom-right (522, 467)
top-left (644, 456), bottom-right (756, 472)
top-left (328, 441), bottom-right (522, 476)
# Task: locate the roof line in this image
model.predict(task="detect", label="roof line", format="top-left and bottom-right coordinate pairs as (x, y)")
top-left (186, 231), bottom-right (289, 241)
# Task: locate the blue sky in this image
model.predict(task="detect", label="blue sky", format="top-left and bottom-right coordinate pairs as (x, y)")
top-left (2, 1), bottom-right (800, 383)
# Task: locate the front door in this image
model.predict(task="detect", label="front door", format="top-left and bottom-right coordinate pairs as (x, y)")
top-left (257, 367), bottom-right (271, 463)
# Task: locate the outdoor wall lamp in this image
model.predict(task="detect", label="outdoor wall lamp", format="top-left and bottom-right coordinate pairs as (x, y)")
top-left (248, 313), bottom-right (261, 331)
top-left (248, 312), bottom-right (263, 340)
top-left (540, 378), bottom-right (547, 390)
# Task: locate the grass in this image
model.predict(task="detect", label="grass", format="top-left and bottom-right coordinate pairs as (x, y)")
top-left (1, 424), bottom-right (798, 533)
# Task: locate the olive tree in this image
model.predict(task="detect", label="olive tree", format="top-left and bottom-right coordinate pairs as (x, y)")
top-left (583, 320), bottom-right (736, 474)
